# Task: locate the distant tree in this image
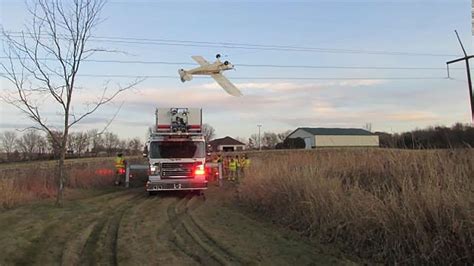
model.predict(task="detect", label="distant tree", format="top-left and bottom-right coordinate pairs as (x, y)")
top-left (88, 129), bottom-right (104, 153)
top-left (118, 139), bottom-right (127, 153)
top-left (277, 137), bottom-right (306, 149)
top-left (249, 133), bottom-right (259, 149)
top-left (262, 132), bottom-right (279, 149)
top-left (277, 130), bottom-right (292, 143)
top-left (68, 132), bottom-right (89, 155)
top-left (375, 132), bottom-right (394, 148)
top-left (202, 124), bottom-right (216, 143)
top-left (0, 131), bottom-right (18, 160)
top-left (377, 123), bottom-right (474, 149)
top-left (127, 138), bottom-right (142, 155)
top-left (286, 137), bottom-right (306, 149)
top-left (247, 138), bottom-right (255, 149)
top-left (104, 132), bottom-right (120, 155)
top-left (37, 135), bottom-right (47, 157)
top-left (16, 130), bottom-right (44, 160)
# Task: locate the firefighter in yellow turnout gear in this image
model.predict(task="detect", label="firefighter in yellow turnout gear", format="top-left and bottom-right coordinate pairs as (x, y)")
top-left (114, 153), bottom-right (126, 185)
top-left (228, 157), bottom-right (237, 181)
top-left (242, 154), bottom-right (250, 177)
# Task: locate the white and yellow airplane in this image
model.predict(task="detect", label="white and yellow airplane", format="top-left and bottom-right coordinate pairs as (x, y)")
top-left (178, 54), bottom-right (243, 97)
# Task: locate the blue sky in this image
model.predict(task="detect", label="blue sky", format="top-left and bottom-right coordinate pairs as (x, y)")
top-left (0, 0), bottom-right (472, 141)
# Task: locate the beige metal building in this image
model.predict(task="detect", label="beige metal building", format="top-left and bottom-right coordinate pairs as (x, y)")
top-left (287, 127), bottom-right (379, 149)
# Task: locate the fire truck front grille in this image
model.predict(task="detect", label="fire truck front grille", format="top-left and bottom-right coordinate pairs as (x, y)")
top-left (161, 162), bottom-right (194, 178)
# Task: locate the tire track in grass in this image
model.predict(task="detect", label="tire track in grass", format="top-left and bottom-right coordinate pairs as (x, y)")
top-left (115, 196), bottom-right (160, 265)
top-left (79, 193), bottom-right (144, 265)
top-left (60, 191), bottom-right (142, 265)
top-left (166, 194), bottom-right (211, 264)
top-left (117, 193), bottom-right (197, 265)
top-left (182, 197), bottom-right (245, 265)
top-left (166, 193), bottom-right (242, 266)
top-left (60, 221), bottom-right (98, 265)
top-left (10, 190), bottom-right (139, 265)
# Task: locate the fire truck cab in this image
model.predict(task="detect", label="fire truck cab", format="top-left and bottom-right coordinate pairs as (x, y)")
top-left (145, 108), bottom-right (208, 195)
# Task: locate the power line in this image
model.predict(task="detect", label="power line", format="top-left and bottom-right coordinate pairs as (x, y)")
top-left (3, 32), bottom-right (460, 57)
top-left (0, 72), bottom-right (451, 80)
top-left (0, 56), bottom-right (463, 70)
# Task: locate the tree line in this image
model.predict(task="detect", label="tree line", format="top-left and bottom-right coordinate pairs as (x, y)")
top-left (375, 123), bottom-right (474, 149)
top-left (0, 129), bottom-right (143, 163)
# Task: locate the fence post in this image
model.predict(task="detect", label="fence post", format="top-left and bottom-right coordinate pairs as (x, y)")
top-left (125, 164), bottom-right (130, 188)
top-left (218, 162), bottom-right (223, 187)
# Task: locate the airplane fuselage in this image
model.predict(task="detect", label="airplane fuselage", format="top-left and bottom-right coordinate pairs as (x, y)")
top-left (186, 60), bottom-right (233, 75)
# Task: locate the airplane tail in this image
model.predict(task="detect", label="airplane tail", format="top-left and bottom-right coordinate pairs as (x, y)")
top-left (178, 69), bottom-right (193, 82)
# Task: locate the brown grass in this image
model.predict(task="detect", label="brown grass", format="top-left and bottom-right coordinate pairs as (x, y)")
top-left (238, 148), bottom-right (474, 264)
top-left (0, 158), bottom-right (121, 209)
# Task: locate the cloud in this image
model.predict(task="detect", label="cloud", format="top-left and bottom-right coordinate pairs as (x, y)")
top-left (387, 111), bottom-right (439, 122)
top-left (194, 80), bottom-right (385, 93)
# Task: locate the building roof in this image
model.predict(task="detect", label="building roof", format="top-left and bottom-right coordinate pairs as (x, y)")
top-left (295, 127), bottom-right (375, 136)
top-left (209, 136), bottom-right (246, 147)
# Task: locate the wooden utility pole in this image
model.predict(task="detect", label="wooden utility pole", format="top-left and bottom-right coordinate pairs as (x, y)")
top-left (446, 30), bottom-right (474, 122)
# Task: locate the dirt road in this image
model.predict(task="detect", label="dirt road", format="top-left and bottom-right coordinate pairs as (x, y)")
top-left (0, 184), bottom-right (352, 265)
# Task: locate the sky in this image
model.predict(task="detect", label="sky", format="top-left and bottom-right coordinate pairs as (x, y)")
top-left (0, 0), bottom-right (473, 141)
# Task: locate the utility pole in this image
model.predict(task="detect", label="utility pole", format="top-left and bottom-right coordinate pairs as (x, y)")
top-left (257, 124), bottom-right (262, 151)
top-left (446, 30), bottom-right (474, 123)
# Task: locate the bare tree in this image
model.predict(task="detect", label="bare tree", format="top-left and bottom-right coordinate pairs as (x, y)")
top-left (16, 129), bottom-right (44, 160)
top-left (68, 131), bottom-right (89, 154)
top-left (247, 137), bottom-right (255, 149)
top-left (0, 0), bottom-right (140, 206)
top-left (37, 135), bottom-right (47, 155)
top-left (249, 133), bottom-right (258, 149)
top-left (277, 130), bottom-right (292, 143)
top-left (0, 131), bottom-right (18, 160)
top-left (103, 131), bottom-right (119, 155)
top-left (87, 128), bottom-right (103, 153)
top-left (127, 137), bottom-right (142, 155)
top-left (202, 123), bottom-right (216, 143)
top-left (262, 132), bottom-right (279, 149)
top-left (118, 139), bottom-right (127, 152)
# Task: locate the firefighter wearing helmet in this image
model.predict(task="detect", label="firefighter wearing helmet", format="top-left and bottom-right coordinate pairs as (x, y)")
top-left (114, 152), bottom-right (126, 185)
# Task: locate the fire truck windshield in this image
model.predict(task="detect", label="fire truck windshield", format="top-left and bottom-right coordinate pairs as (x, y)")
top-left (149, 141), bottom-right (205, 159)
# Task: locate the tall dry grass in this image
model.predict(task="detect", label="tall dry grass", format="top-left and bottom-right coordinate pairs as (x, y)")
top-left (0, 158), bottom-right (119, 209)
top-left (239, 149), bottom-right (474, 264)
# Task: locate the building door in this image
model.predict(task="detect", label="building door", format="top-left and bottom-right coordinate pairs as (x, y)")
top-left (304, 137), bottom-right (312, 149)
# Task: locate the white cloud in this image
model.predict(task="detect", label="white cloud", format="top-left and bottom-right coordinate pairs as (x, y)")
top-left (387, 111), bottom-right (439, 122)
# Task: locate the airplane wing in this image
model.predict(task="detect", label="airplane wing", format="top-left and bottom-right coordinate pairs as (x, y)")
top-left (191, 56), bottom-right (210, 66)
top-left (211, 73), bottom-right (243, 97)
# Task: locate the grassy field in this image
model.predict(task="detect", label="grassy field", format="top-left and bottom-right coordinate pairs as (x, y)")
top-left (0, 156), bottom-right (144, 209)
top-left (0, 185), bottom-right (351, 265)
top-left (238, 148), bottom-right (474, 264)
top-left (1, 148), bottom-right (472, 264)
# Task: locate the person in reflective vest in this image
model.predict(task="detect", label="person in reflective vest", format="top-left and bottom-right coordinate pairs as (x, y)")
top-left (228, 158), bottom-right (237, 181)
top-left (114, 153), bottom-right (126, 185)
top-left (242, 154), bottom-right (251, 177)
